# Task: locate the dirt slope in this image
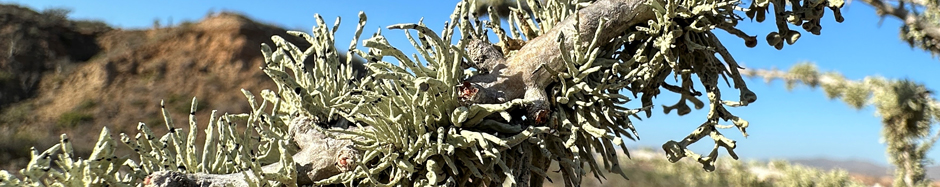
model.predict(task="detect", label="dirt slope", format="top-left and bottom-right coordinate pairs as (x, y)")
top-left (0, 4), bottom-right (312, 170)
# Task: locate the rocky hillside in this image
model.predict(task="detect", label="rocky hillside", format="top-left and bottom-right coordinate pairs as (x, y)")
top-left (0, 4), bottom-right (314, 170)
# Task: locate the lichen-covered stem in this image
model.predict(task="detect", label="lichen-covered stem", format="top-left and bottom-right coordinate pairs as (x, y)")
top-left (143, 171), bottom-right (250, 187)
top-left (514, 0), bottom-right (654, 88)
top-left (464, 0), bottom-right (654, 121)
top-left (144, 117), bottom-right (365, 186)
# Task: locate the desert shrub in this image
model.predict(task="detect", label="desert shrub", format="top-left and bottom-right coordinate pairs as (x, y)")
top-left (39, 7), bottom-right (71, 24)
top-left (71, 19), bottom-right (112, 33)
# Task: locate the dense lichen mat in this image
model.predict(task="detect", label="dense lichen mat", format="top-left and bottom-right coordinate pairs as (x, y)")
top-left (0, 0), bottom-right (852, 186)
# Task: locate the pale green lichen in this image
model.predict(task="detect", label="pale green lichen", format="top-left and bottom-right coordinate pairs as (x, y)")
top-left (743, 62), bottom-right (940, 187)
top-left (0, 0), bottom-right (853, 186)
top-left (896, 0), bottom-right (940, 56)
top-left (0, 96), bottom-right (293, 186)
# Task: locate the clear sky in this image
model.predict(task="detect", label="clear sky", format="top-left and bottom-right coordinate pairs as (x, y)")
top-left (6, 0), bottom-right (940, 166)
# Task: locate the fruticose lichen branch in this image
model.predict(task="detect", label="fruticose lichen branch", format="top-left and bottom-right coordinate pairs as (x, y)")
top-left (1, 0), bottom-right (849, 186)
top-left (860, 0), bottom-right (940, 55)
top-left (742, 63), bottom-right (940, 187)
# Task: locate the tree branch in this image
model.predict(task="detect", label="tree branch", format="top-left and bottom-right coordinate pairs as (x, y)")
top-left (742, 63), bottom-right (940, 186)
top-left (143, 116), bottom-right (366, 187)
top-left (144, 0), bottom-right (832, 184)
top-left (860, 0), bottom-right (940, 53)
top-left (740, 64), bottom-right (940, 110)
top-left (144, 0), bottom-right (660, 185)
top-left (460, 0), bottom-right (654, 122)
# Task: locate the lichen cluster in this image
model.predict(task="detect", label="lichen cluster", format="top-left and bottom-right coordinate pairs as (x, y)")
top-left (743, 0), bottom-right (845, 49)
top-left (0, 97), bottom-right (294, 186)
top-left (0, 0), bottom-right (852, 186)
top-left (743, 63), bottom-right (940, 187)
top-left (611, 0), bottom-right (845, 171)
top-left (895, 0), bottom-right (940, 56)
top-left (307, 3), bottom-right (558, 185)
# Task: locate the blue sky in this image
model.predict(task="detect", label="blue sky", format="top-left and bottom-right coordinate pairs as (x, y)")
top-left (7, 0), bottom-right (940, 166)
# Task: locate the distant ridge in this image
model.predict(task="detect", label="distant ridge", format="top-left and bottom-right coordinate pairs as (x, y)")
top-left (790, 157), bottom-right (940, 186)
top-left (789, 158), bottom-right (891, 178)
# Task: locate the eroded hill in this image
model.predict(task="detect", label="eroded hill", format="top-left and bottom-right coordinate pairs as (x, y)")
top-left (0, 4), bottom-right (313, 170)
